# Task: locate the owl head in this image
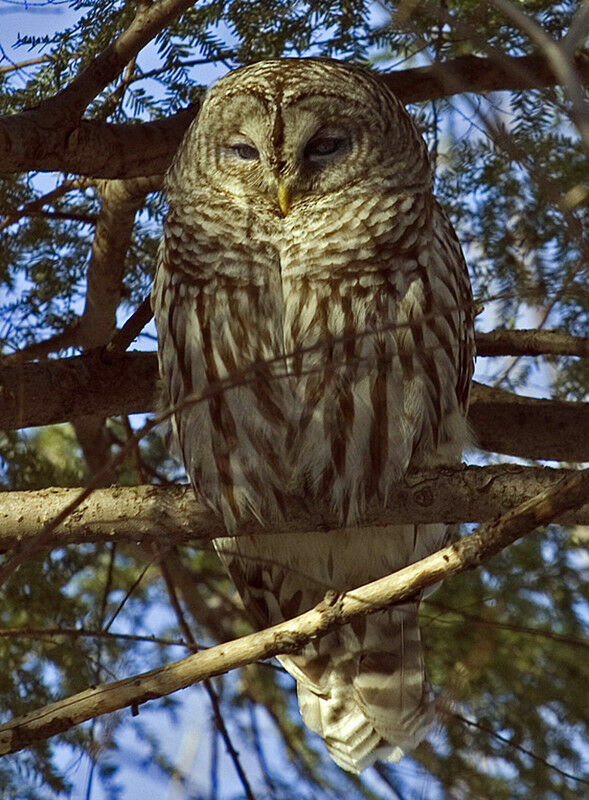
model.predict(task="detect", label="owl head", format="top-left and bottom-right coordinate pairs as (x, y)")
top-left (170, 58), bottom-right (431, 215)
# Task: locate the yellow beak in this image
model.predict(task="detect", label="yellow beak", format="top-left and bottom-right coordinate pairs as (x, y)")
top-left (277, 182), bottom-right (291, 216)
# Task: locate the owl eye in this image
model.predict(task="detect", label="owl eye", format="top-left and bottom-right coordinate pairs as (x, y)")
top-left (304, 135), bottom-right (348, 160)
top-left (231, 143), bottom-right (259, 160)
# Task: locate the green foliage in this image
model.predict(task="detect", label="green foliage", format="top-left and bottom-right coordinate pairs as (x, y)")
top-left (421, 526), bottom-right (589, 799)
top-left (0, 1), bottom-right (587, 798)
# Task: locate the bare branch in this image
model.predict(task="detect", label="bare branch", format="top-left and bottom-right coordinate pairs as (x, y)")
top-left (468, 382), bottom-right (589, 462)
top-left (423, 600), bottom-right (589, 650)
top-left (0, 0), bottom-right (200, 178)
top-left (0, 107), bottom-right (199, 178)
top-left (475, 329), bottom-right (589, 358)
top-left (383, 49), bottom-right (589, 102)
top-left (158, 552), bottom-right (256, 800)
top-left (0, 470), bottom-right (586, 757)
top-left (76, 177), bottom-right (156, 349)
top-left (563, 5), bottom-right (589, 58)
top-left (1, 349), bottom-right (587, 461)
top-left (0, 56), bottom-right (50, 75)
top-left (103, 297), bottom-right (155, 358)
top-left (0, 466), bottom-right (587, 551)
top-left (106, 300), bottom-right (589, 363)
top-left (0, 177), bottom-right (93, 232)
top-left (0, 626), bottom-right (188, 648)
top-left (3, 176), bottom-right (162, 364)
top-left (0, 351), bottom-right (155, 427)
top-left (451, 711), bottom-right (589, 788)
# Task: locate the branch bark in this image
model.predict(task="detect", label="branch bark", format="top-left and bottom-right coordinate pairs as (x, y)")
top-left (0, 0), bottom-right (200, 177)
top-left (0, 469), bottom-right (586, 757)
top-left (1, 52), bottom-right (587, 178)
top-left (0, 466), bottom-right (587, 550)
top-left (468, 382), bottom-right (589, 462)
top-left (475, 329), bottom-right (589, 358)
top-left (1, 350), bottom-right (587, 461)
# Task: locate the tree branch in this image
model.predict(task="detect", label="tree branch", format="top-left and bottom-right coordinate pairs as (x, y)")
top-left (49, 1), bottom-right (199, 118)
top-left (3, 177), bottom-right (162, 365)
top-left (0, 466), bottom-right (587, 550)
top-left (0, 107), bottom-right (199, 178)
top-left (0, 469), bottom-right (586, 757)
top-left (0, 52), bottom-right (587, 177)
top-left (475, 329), bottom-right (589, 358)
top-left (468, 382), bottom-right (589, 462)
top-left (383, 49), bottom-right (589, 103)
top-left (157, 552), bottom-right (256, 800)
top-left (1, 349), bottom-right (587, 461)
top-left (489, 0), bottom-right (589, 148)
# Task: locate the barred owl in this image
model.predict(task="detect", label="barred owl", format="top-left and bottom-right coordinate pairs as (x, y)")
top-left (152, 58), bottom-right (474, 773)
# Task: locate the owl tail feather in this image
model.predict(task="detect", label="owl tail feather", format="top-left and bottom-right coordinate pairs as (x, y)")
top-left (278, 602), bottom-right (433, 774)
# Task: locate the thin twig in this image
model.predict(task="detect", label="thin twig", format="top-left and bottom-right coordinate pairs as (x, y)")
top-left (158, 553), bottom-right (256, 800)
top-left (103, 297), bottom-right (154, 358)
top-left (0, 626), bottom-right (190, 648)
top-left (422, 601), bottom-right (589, 650)
top-left (453, 712), bottom-right (587, 786)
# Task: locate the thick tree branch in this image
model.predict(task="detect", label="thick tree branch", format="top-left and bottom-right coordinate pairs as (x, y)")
top-left (0, 351), bottom-right (157, 428)
top-left (0, 0), bottom-right (199, 177)
top-left (468, 382), bottom-right (588, 462)
top-left (0, 470), bottom-right (586, 757)
top-left (78, 177), bottom-right (160, 348)
top-left (0, 109), bottom-right (199, 178)
top-left (1, 349), bottom-right (587, 461)
top-left (476, 329), bottom-right (589, 358)
top-left (0, 52), bottom-right (587, 178)
top-left (383, 50), bottom-right (589, 103)
top-left (0, 466), bottom-right (587, 550)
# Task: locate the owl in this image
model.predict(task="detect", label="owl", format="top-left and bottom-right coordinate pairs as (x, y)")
top-left (152, 58), bottom-right (474, 774)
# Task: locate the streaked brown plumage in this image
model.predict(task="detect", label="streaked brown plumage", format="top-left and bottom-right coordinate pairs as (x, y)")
top-left (152, 58), bottom-right (475, 773)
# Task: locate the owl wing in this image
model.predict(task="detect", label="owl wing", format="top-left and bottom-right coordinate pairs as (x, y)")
top-left (151, 218), bottom-right (290, 530)
top-left (432, 201), bottom-right (476, 418)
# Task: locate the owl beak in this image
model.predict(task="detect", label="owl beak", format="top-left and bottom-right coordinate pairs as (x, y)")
top-left (277, 182), bottom-right (291, 216)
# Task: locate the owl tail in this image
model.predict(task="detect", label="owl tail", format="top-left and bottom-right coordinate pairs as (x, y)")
top-left (278, 601), bottom-right (433, 774)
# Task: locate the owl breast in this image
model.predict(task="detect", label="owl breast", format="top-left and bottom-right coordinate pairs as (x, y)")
top-left (155, 182), bottom-right (467, 530)
top-left (280, 188), bottom-right (460, 524)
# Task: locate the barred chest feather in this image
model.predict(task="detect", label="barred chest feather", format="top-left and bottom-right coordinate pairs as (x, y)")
top-left (153, 188), bottom-right (470, 531)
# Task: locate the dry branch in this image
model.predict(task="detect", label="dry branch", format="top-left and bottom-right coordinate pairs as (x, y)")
top-left (468, 383), bottom-right (589, 462)
top-left (0, 466), bottom-right (587, 550)
top-left (1, 350), bottom-right (587, 461)
top-left (0, 109), bottom-right (199, 179)
top-left (0, 469), bottom-right (586, 757)
top-left (0, 0), bottom-right (199, 177)
top-left (475, 329), bottom-right (589, 358)
top-left (1, 52), bottom-right (587, 178)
